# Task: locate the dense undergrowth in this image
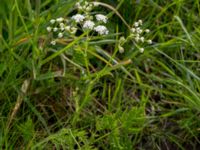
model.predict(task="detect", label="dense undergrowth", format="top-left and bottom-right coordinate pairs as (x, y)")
top-left (0, 0), bottom-right (200, 149)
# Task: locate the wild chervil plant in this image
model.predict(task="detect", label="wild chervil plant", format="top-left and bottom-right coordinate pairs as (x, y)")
top-left (2, 0), bottom-right (200, 149)
top-left (46, 0), bottom-right (152, 56)
top-left (46, 1), bottom-right (109, 46)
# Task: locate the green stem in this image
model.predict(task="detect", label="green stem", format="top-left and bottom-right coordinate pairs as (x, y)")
top-left (84, 32), bottom-right (90, 75)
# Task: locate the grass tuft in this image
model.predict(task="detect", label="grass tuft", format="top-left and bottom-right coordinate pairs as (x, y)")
top-left (0, 0), bottom-right (200, 149)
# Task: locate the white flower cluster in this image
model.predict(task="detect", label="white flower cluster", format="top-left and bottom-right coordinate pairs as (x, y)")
top-left (94, 25), bottom-right (109, 35)
top-left (46, 1), bottom-right (110, 45)
top-left (46, 17), bottom-right (78, 45)
top-left (83, 20), bottom-right (95, 30)
top-left (73, 1), bottom-right (109, 35)
top-left (81, 14), bottom-right (108, 35)
top-left (71, 14), bottom-right (85, 23)
top-left (95, 14), bottom-right (108, 23)
top-left (130, 20), bottom-right (152, 44)
top-left (117, 20), bottom-right (152, 53)
top-left (130, 20), bottom-right (152, 53)
top-left (75, 1), bottom-right (95, 12)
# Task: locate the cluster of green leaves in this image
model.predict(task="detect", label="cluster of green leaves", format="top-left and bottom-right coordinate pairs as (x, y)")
top-left (0, 0), bottom-right (200, 149)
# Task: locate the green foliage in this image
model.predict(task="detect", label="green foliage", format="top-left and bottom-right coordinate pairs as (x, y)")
top-left (17, 116), bottom-right (35, 143)
top-left (0, 0), bottom-right (200, 149)
top-left (34, 128), bottom-right (96, 149)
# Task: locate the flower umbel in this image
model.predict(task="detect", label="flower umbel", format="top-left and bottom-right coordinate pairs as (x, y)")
top-left (83, 20), bottom-right (95, 30)
top-left (130, 20), bottom-right (152, 45)
top-left (94, 25), bottom-right (109, 35)
top-left (130, 20), bottom-right (152, 53)
top-left (46, 1), bottom-right (111, 45)
top-left (46, 0), bottom-right (153, 55)
top-left (71, 14), bottom-right (85, 23)
top-left (95, 14), bottom-right (108, 23)
top-left (117, 19), bottom-right (152, 53)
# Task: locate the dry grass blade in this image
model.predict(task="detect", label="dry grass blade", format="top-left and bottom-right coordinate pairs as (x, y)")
top-left (6, 79), bottom-right (30, 129)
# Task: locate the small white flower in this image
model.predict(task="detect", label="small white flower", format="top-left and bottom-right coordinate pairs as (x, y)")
top-left (78, 6), bottom-right (83, 10)
top-left (60, 23), bottom-right (65, 31)
top-left (139, 48), bottom-right (144, 53)
top-left (85, 1), bottom-right (89, 5)
top-left (83, 5), bottom-right (86, 10)
top-left (53, 27), bottom-right (58, 32)
top-left (60, 27), bottom-right (65, 31)
top-left (71, 14), bottom-right (85, 23)
top-left (147, 40), bottom-right (152, 44)
top-left (59, 23), bottom-right (65, 28)
top-left (138, 20), bottom-right (143, 25)
top-left (140, 37), bottom-right (144, 42)
top-left (75, 2), bottom-right (80, 7)
top-left (145, 29), bottom-right (150, 33)
top-left (118, 45), bottom-right (124, 53)
top-left (50, 19), bottom-right (56, 24)
top-left (65, 26), bottom-right (70, 31)
top-left (58, 32), bottom-right (63, 38)
top-left (136, 27), bottom-right (141, 33)
top-left (83, 20), bottom-right (95, 30)
top-left (86, 6), bottom-right (92, 11)
top-left (131, 28), bottom-right (136, 33)
top-left (119, 36), bottom-right (126, 44)
top-left (46, 26), bottom-right (51, 32)
top-left (51, 40), bottom-right (56, 45)
top-left (138, 29), bottom-right (143, 34)
top-left (89, 4), bottom-right (93, 8)
top-left (134, 22), bottom-right (139, 27)
top-left (95, 14), bottom-right (108, 23)
top-left (56, 17), bottom-right (64, 22)
top-left (71, 27), bottom-right (77, 34)
top-left (94, 25), bottom-right (109, 35)
top-left (135, 36), bottom-right (140, 42)
top-left (135, 34), bottom-right (140, 37)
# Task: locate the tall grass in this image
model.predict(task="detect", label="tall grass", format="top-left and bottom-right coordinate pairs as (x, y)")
top-left (0, 0), bottom-right (200, 149)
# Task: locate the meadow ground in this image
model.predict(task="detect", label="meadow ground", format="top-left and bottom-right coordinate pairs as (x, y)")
top-left (0, 0), bottom-right (200, 149)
